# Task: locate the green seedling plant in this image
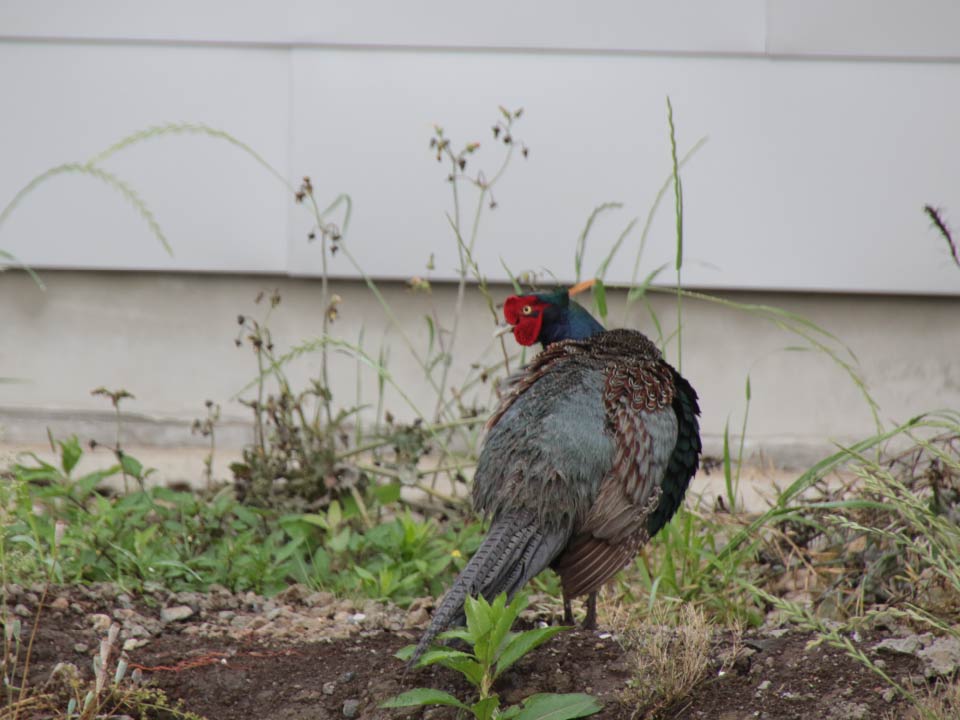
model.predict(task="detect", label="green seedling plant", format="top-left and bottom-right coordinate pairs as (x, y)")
top-left (385, 592), bottom-right (602, 720)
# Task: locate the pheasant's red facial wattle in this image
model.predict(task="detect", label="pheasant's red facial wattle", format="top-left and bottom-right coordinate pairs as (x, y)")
top-left (503, 295), bottom-right (545, 346)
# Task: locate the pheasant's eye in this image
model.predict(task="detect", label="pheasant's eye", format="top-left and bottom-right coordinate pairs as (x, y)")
top-left (522, 305), bottom-right (533, 315)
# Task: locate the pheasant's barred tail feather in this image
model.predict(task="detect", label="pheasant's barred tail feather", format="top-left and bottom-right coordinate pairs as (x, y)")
top-left (409, 511), bottom-right (568, 665)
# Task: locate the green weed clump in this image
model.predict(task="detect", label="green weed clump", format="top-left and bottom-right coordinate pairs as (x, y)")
top-left (0, 433), bottom-right (480, 602)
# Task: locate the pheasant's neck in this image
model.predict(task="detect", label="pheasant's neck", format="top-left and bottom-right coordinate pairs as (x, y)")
top-left (539, 311), bottom-right (606, 347)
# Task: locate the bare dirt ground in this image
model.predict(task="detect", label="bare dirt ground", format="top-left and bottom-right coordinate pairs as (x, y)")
top-left (5, 582), bottom-right (933, 720)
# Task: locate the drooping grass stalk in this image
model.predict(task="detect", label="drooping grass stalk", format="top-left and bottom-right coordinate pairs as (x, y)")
top-left (713, 412), bottom-right (960, 568)
top-left (0, 249), bottom-right (44, 290)
top-left (666, 96), bottom-right (684, 373)
top-left (575, 202), bottom-right (624, 283)
top-left (0, 163), bottom-right (171, 256)
top-left (723, 375), bottom-right (752, 513)
top-left (622, 137), bottom-right (708, 326)
top-left (746, 583), bottom-right (922, 713)
top-left (648, 287), bottom-right (883, 434)
top-left (88, 122), bottom-right (292, 190)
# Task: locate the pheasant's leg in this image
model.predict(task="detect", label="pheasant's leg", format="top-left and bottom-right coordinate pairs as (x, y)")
top-left (563, 593), bottom-right (574, 625)
top-left (582, 592), bottom-right (598, 630)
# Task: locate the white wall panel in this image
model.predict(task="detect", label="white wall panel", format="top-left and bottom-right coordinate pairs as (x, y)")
top-left (767, 0), bottom-right (960, 60)
top-left (2, 3), bottom-right (960, 295)
top-left (0, 42), bottom-right (291, 272)
top-left (0, 0), bottom-right (765, 54)
top-left (289, 49), bottom-right (960, 295)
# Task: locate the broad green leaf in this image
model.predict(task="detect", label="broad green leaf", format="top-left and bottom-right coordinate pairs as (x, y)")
top-left (464, 595), bottom-right (493, 655)
top-left (352, 565), bottom-right (375, 583)
top-left (297, 513), bottom-right (329, 529)
top-left (415, 648), bottom-right (475, 667)
top-left (393, 644), bottom-right (415, 661)
top-left (438, 627), bottom-right (474, 643)
top-left (472, 695), bottom-right (500, 720)
top-left (490, 593), bottom-right (526, 657)
top-left (592, 279), bottom-right (607, 321)
top-left (75, 467), bottom-right (121, 498)
top-left (58, 436), bottom-right (83, 475)
top-left (119, 453), bottom-right (144, 479)
top-left (513, 693), bottom-right (602, 720)
top-left (495, 625), bottom-right (567, 679)
top-left (437, 655), bottom-right (484, 687)
top-left (501, 705), bottom-right (522, 719)
top-left (373, 481), bottom-right (401, 505)
top-left (328, 527), bottom-right (351, 552)
top-left (380, 688), bottom-right (467, 709)
top-left (327, 500), bottom-right (342, 529)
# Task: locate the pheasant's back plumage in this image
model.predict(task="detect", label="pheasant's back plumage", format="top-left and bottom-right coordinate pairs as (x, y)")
top-left (476, 328), bottom-right (700, 598)
top-left (412, 326), bottom-right (701, 662)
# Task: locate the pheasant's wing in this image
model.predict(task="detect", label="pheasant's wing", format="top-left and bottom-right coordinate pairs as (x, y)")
top-left (552, 357), bottom-right (679, 598)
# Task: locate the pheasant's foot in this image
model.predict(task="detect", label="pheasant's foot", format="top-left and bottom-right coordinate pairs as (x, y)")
top-left (581, 592), bottom-right (598, 630)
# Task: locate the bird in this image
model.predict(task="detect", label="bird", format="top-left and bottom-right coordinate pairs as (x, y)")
top-left (411, 280), bottom-right (701, 662)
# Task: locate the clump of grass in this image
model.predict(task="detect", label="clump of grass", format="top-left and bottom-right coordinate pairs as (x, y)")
top-left (611, 602), bottom-right (734, 718)
top-left (888, 679), bottom-right (960, 720)
top-left (737, 414), bottom-right (960, 719)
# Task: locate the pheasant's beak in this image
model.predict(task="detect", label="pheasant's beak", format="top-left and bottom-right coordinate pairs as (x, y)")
top-left (492, 324), bottom-right (513, 338)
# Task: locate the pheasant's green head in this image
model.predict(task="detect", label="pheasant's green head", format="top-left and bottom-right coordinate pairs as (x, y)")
top-left (500, 279), bottom-right (606, 348)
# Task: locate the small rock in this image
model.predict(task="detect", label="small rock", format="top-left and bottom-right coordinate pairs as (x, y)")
top-left (89, 613), bottom-right (112, 633)
top-left (277, 583), bottom-right (309, 604)
top-left (875, 636), bottom-right (922, 656)
top-left (13, 604), bottom-right (31, 617)
top-left (340, 671), bottom-right (355, 683)
top-left (73, 642), bottom-right (89, 654)
top-left (322, 681), bottom-right (336, 695)
top-left (49, 596), bottom-right (70, 611)
top-left (218, 610), bottom-right (236, 621)
top-left (247, 616), bottom-right (268, 631)
top-left (342, 698), bottom-right (361, 718)
top-left (292, 688), bottom-right (323, 703)
top-left (305, 591), bottom-right (335, 607)
top-left (123, 638), bottom-right (149, 651)
top-left (830, 701), bottom-right (869, 720)
top-left (882, 687), bottom-right (898, 703)
top-left (124, 623), bottom-right (150, 638)
top-left (918, 636), bottom-right (960, 678)
top-left (405, 609), bottom-right (429, 631)
top-left (347, 613), bottom-right (366, 625)
top-left (161, 605), bottom-right (195, 624)
top-left (757, 680), bottom-right (771, 691)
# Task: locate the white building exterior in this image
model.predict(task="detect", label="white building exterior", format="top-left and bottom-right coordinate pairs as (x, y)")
top-left (2, 1), bottom-right (959, 476)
